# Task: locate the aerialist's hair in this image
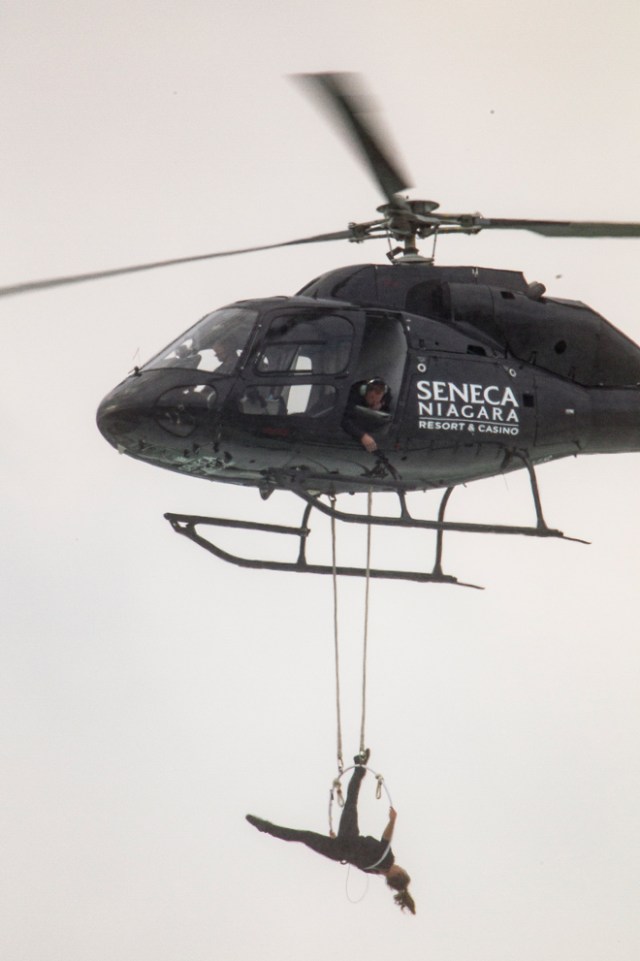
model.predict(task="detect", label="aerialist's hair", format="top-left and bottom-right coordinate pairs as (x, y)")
top-left (385, 869), bottom-right (416, 915)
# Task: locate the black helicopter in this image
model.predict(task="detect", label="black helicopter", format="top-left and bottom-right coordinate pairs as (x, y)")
top-left (4, 74), bottom-right (640, 587)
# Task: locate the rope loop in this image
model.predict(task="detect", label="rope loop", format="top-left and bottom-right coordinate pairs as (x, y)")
top-left (333, 777), bottom-right (345, 807)
top-left (328, 778), bottom-right (345, 838)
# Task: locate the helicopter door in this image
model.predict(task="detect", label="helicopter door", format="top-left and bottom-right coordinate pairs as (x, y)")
top-left (232, 308), bottom-right (359, 433)
top-left (338, 311), bottom-right (408, 443)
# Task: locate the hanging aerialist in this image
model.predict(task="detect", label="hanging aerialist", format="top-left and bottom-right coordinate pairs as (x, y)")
top-left (246, 750), bottom-right (416, 914)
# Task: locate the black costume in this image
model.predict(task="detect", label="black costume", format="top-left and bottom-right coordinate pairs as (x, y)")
top-left (341, 380), bottom-right (392, 445)
top-left (246, 765), bottom-right (394, 873)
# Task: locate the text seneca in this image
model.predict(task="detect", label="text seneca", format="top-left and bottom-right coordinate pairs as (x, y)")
top-left (416, 380), bottom-right (519, 407)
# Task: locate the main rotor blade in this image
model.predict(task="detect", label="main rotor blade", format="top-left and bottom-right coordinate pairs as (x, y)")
top-left (294, 72), bottom-right (411, 205)
top-left (0, 229), bottom-right (355, 298)
top-left (476, 217), bottom-right (640, 238)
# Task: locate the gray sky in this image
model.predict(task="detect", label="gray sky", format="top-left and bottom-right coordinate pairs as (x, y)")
top-left (2, 1), bottom-right (639, 959)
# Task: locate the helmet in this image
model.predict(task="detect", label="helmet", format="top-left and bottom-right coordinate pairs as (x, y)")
top-left (361, 376), bottom-right (388, 396)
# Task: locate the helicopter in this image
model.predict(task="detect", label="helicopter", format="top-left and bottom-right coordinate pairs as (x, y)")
top-left (4, 73), bottom-right (640, 587)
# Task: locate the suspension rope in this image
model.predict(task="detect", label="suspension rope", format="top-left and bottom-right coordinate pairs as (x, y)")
top-left (331, 490), bottom-right (374, 768)
top-left (359, 489), bottom-right (373, 755)
top-left (330, 496), bottom-right (344, 773)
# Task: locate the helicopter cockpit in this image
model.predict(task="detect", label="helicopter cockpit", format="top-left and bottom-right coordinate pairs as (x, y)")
top-left (133, 297), bottom-right (408, 431)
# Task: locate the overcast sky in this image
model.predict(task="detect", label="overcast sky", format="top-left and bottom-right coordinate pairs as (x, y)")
top-left (2, 2), bottom-right (639, 959)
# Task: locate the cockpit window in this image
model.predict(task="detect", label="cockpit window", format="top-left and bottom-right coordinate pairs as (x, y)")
top-left (256, 312), bottom-right (353, 375)
top-left (143, 306), bottom-right (258, 374)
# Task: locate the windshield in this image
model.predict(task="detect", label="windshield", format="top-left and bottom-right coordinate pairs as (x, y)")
top-left (143, 306), bottom-right (258, 374)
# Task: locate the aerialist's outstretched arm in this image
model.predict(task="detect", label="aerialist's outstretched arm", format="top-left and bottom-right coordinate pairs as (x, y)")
top-left (381, 806), bottom-right (397, 842)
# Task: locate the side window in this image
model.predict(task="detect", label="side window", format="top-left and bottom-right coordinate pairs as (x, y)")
top-left (256, 313), bottom-right (353, 375)
top-left (238, 384), bottom-right (337, 417)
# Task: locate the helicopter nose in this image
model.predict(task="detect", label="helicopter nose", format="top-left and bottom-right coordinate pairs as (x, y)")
top-left (97, 395), bottom-right (144, 449)
top-left (97, 371), bottom-right (159, 449)
top-left (97, 372), bottom-right (221, 453)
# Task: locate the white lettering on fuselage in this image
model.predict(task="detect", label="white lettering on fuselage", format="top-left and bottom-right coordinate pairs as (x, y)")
top-left (415, 379), bottom-right (520, 436)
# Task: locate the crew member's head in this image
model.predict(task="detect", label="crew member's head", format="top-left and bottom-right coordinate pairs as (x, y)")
top-left (363, 377), bottom-right (388, 409)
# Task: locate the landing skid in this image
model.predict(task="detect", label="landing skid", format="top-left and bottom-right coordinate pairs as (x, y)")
top-left (165, 505), bottom-right (476, 587)
top-left (164, 461), bottom-right (587, 588)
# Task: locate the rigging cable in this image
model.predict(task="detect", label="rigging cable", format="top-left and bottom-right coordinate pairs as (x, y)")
top-left (330, 491), bottom-right (375, 767)
top-left (330, 495), bottom-right (344, 774)
top-left (359, 489), bottom-right (373, 756)
top-left (328, 492), bottom-right (389, 857)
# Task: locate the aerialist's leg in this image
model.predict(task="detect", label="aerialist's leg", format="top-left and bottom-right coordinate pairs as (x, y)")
top-left (337, 765), bottom-right (366, 840)
top-left (246, 815), bottom-right (343, 863)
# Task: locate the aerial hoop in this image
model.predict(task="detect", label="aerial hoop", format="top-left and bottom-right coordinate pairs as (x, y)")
top-left (328, 764), bottom-right (394, 872)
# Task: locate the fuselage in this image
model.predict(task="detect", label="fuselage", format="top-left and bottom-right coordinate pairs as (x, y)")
top-left (97, 264), bottom-right (640, 495)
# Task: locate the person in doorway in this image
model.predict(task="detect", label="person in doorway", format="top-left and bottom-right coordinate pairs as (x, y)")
top-left (342, 377), bottom-right (392, 452)
top-left (246, 750), bottom-right (416, 914)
